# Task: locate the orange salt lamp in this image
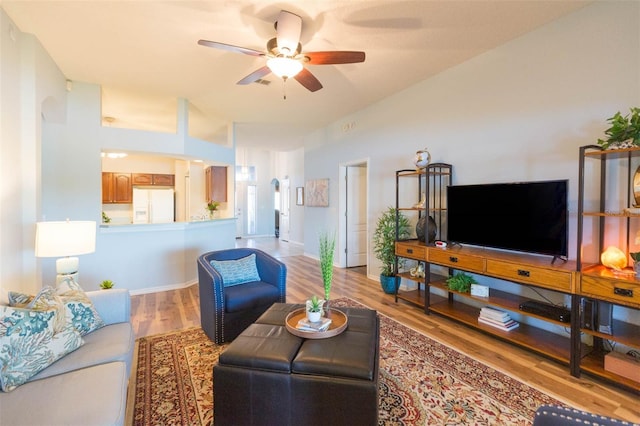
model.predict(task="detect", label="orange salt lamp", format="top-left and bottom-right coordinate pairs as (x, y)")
top-left (600, 246), bottom-right (627, 270)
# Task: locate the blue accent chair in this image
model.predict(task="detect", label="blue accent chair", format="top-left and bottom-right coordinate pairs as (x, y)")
top-left (197, 248), bottom-right (287, 344)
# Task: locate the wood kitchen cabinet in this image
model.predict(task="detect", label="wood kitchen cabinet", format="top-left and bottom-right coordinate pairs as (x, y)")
top-left (131, 173), bottom-right (174, 186)
top-left (205, 166), bottom-right (227, 202)
top-left (102, 172), bottom-right (132, 203)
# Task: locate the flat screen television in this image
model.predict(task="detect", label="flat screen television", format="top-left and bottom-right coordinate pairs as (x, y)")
top-left (446, 180), bottom-right (568, 259)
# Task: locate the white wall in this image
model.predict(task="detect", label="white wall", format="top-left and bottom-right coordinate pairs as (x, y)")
top-left (301, 1), bottom-right (640, 282)
top-left (1, 10), bottom-right (67, 295)
top-left (0, 15), bottom-right (238, 294)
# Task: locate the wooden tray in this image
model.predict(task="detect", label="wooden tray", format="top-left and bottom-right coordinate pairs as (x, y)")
top-left (285, 308), bottom-right (348, 339)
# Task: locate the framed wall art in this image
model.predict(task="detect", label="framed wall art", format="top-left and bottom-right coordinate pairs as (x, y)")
top-left (296, 187), bottom-right (304, 205)
top-left (305, 178), bottom-right (329, 207)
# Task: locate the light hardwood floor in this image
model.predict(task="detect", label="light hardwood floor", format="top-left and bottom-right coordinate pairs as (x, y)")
top-left (130, 238), bottom-right (640, 423)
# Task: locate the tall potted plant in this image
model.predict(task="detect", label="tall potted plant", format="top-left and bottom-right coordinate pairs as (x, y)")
top-left (373, 206), bottom-right (411, 294)
top-left (319, 230), bottom-right (336, 309)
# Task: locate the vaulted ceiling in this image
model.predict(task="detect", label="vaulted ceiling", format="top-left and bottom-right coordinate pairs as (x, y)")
top-left (2, 1), bottom-right (589, 150)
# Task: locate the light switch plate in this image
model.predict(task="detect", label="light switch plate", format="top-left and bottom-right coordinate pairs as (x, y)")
top-left (470, 284), bottom-right (489, 297)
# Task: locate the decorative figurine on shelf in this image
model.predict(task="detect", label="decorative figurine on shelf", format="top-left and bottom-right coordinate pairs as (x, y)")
top-left (409, 262), bottom-right (425, 278)
top-left (413, 193), bottom-right (426, 209)
top-left (414, 148), bottom-right (431, 170)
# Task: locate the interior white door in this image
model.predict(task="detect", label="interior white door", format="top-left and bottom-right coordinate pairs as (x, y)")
top-left (346, 166), bottom-right (367, 266)
top-left (235, 181), bottom-right (246, 237)
top-left (280, 178), bottom-right (290, 242)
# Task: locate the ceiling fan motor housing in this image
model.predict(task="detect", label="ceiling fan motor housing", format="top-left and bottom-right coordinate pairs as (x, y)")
top-left (267, 38), bottom-right (302, 57)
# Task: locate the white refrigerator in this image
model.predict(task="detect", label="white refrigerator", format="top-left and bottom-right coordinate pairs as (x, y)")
top-left (132, 188), bottom-right (175, 224)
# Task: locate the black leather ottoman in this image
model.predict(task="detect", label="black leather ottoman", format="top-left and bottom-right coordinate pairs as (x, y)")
top-left (214, 303), bottom-right (380, 426)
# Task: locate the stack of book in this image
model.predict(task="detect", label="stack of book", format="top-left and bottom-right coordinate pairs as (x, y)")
top-left (296, 317), bottom-right (332, 332)
top-left (478, 307), bottom-right (519, 331)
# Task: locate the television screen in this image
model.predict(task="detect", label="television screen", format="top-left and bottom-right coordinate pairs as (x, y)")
top-left (446, 180), bottom-right (568, 258)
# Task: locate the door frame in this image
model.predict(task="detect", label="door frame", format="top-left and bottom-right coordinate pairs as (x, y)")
top-left (337, 158), bottom-right (369, 270)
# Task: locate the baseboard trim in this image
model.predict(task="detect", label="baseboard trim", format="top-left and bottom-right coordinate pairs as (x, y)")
top-left (129, 280), bottom-right (198, 296)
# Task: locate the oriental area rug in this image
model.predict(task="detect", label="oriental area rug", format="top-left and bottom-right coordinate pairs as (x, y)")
top-left (129, 298), bottom-right (564, 425)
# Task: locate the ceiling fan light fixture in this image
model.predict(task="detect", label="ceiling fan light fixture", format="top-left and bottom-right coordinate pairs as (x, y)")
top-left (267, 57), bottom-right (303, 79)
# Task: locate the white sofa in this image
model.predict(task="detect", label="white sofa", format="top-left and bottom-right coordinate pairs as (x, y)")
top-left (0, 289), bottom-right (135, 426)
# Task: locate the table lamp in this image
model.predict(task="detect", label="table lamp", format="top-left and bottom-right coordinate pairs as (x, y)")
top-left (35, 220), bottom-right (96, 283)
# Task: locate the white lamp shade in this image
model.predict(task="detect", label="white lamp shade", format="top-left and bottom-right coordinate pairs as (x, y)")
top-left (267, 57), bottom-right (303, 79)
top-left (35, 221), bottom-right (96, 258)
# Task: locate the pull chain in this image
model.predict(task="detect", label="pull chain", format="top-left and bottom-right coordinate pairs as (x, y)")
top-left (282, 77), bottom-right (288, 100)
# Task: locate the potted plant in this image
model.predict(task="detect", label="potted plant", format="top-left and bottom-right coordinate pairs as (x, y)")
top-left (102, 211), bottom-right (111, 224)
top-left (630, 252), bottom-right (640, 278)
top-left (206, 201), bottom-right (220, 219)
top-left (100, 279), bottom-right (114, 290)
top-left (597, 107), bottom-right (640, 149)
top-left (373, 206), bottom-right (411, 294)
top-left (319, 231), bottom-right (336, 308)
top-left (446, 272), bottom-right (476, 293)
top-left (305, 295), bottom-right (324, 323)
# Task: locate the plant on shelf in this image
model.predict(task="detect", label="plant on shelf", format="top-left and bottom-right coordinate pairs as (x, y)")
top-left (597, 107), bottom-right (640, 149)
top-left (446, 272), bottom-right (476, 293)
top-left (319, 230), bottom-right (336, 305)
top-left (100, 279), bottom-right (114, 290)
top-left (373, 206), bottom-right (411, 294)
top-left (102, 211), bottom-right (111, 224)
top-left (206, 201), bottom-right (220, 218)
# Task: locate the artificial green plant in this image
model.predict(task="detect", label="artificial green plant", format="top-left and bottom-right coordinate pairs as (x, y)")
top-left (446, 272), bottom-right (476, 293)
top-left (319, 230), bottom-right (336, 301)
top-left (597, 107), bottom-right (640, 149)
top-left (373, 207), bottom-right (411, 277)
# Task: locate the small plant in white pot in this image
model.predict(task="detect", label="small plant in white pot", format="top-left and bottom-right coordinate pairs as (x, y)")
top-left (306, 295), bottom-right (324, 323)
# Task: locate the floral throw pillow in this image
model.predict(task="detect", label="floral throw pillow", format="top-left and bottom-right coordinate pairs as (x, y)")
top-left (55, 277), bottom-right (105, 336)
top-left (0, 306), bottom-right (84, 392)
top-left (8, 286), bottom-right (66, 333)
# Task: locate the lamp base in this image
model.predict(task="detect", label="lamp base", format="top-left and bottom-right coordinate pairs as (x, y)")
top-left (56, 256), bottom-right (79, 275)
top-left (56, 272), bottom-right (79, 287)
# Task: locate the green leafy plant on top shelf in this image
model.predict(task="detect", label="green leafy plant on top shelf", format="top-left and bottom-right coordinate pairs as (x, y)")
top-left (597, 107), bottom-right (640, 149)
top-left (446, 272), bottom-right (476, 293)
top-left (100, 280), bottom-right (114, 290)
top-left (373, 207), bottom-right (411, 277)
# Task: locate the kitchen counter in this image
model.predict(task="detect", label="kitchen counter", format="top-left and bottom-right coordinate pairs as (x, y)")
top-left (99, 217), bottom-right (236, 233)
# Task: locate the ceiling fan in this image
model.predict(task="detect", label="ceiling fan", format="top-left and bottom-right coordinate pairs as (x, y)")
top-left (198, 10), bottom-right (366, 93)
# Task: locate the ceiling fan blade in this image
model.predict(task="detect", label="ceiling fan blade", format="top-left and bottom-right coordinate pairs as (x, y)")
top-left (275, 10), bottom-right (302, 55)
top-left (237, 66), bottom-right (272, 85)
top-left (304, 51), bottom-right (366, 65)
top-left (294, 68), bottom-right (323, 92)
top-left (198, 39), bottom-right (264, 57)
